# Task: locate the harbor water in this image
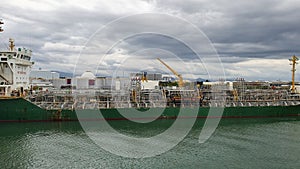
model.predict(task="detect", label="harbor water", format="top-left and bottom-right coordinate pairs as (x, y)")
top-left (0, 118), bottom-right (300, 168)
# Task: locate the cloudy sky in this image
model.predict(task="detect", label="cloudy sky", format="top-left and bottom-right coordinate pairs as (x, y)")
top-left (1, 0), bottom-right (300, 81)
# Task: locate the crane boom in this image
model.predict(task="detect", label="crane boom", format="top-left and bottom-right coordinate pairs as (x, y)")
top-left (157, 58), bottom-right (184, 87)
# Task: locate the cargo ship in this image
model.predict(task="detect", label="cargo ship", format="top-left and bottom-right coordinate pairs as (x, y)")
top-left (0, 39), bottom-right (300, 122)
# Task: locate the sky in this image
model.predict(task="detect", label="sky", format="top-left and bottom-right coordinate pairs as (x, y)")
top-left (1, 0), bottom-right (300, 81)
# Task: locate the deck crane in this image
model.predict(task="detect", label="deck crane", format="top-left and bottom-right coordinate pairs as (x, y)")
top-left (289, 55), bottom-right (299, 93)
top-left (157, 58), bottom-right (184, 87)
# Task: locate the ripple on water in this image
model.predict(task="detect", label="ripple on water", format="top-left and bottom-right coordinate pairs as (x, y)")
top-left (0, 120), bottom-right (299, 168)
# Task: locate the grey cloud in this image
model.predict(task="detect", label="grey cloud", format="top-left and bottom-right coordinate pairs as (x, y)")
top-left (1, 0), bottom-right (299, 81)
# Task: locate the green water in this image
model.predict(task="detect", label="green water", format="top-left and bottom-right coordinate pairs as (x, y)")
top-left (0, 119), bottom-right (300, 168)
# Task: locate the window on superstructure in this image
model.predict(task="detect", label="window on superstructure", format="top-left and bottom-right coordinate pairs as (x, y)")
top-left (21, 55), bottom-right (23, 59)
top-left (17, 54), bottom-right (19, 58)
top-left (14, 53), bottom-right (16, 57)
top-left (0, 54), bottom-right (2, 56)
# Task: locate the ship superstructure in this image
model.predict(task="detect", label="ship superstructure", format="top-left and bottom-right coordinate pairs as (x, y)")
top-left (0, 39), bottom-right (34, 96)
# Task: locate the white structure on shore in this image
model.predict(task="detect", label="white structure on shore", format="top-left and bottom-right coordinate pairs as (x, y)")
top-left (51, 71), bottom-right (129, 90)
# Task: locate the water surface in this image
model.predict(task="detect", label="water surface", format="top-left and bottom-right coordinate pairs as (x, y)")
top-left (0, 118), bottom-right (299, 168)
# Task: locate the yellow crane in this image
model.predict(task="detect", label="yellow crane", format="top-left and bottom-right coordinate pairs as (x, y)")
top-left (141, 72), bottom-right (148, 82)
top-left (157, 58), bottom-right (184, 87)
top-left (289, 55), bottom-right (299, 93)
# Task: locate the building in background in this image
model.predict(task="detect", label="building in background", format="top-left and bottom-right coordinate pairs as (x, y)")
top-left (51, 71), bottom-right (129, 90)
top-left (130, 72), bottom-right (162, 81)
top-left (30, 69), bottom-right (59, 81)
top-left (29, 69), bottom-right (60, 91)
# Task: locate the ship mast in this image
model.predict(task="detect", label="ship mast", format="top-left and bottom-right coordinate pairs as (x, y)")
top-left (9, 38), bottom-right (15, 51)
top-left (289, 55), bottom-right (298, 93)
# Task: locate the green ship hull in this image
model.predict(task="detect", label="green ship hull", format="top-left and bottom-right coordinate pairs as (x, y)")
top-left (1, 97), bottom-right (300, 122)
